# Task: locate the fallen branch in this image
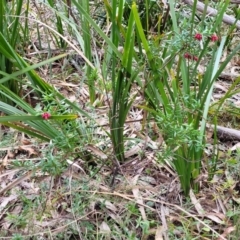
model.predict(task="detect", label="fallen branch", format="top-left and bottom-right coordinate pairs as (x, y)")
top-left (212, 125), bottom-right (240, 141)
top-left (182, 0), bottom-right (240, 30)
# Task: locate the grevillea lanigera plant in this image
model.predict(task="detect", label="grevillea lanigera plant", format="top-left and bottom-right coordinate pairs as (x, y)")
top-left (135, 0), bottom-right (240, 196)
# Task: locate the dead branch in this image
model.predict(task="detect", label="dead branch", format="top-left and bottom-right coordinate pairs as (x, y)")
top-left (182, 0), bottom-right (240, 30)
top-left (214, 125), bottom-right (240, 141)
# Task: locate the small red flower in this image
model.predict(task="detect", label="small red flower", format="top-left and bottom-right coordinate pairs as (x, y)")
top-left (193, 56), bottom-right (198, 61)
top-left (194, 33), bottom-right (202, 41)
top-left (42, 112), bottom-right (51, 120)
top-left (184, 53), bottom-right (198, 61)
top-left (210, 34), bottom-right (218, 42)
top-left (184, 53), bottom-right (191, 59)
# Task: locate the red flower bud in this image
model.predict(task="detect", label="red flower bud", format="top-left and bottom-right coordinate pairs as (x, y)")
top-left (210, 34), bottom-right (218, 42)
top-left (42, 112), bottom-right (51, 120)
top-left (194, 33), bottom-right (202, 41)
top-left (184, 53), bottom-right (191, 59)
top-left (184, 53), bottom-right (198, 61)
top-left (193, 56), bottom-right (198, 61)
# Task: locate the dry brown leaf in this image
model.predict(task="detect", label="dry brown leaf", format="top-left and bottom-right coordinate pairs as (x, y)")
top-left (139, 176), bottom-right (157, 185)
top-left (232, 195), bottom-right (240, 204)
top-left (86, 144), bottom-right (107, 159)
top-left (190, 189), bottom-right (205, 214)
top-left (0, 195), bottom-right (17, 209)
top-left (132, 175), bottom-right (147, 221)
top-left (20, 180), bottom-right (40, 194)
top-left (34, 219), bottom-right (61, 227)
top-left (211, 212), bottom-right (226, 221)
top-left (155, 225), bottom-right (165, 240)
top-left (0, 169), bottom-right (21, 179)
top-left (206, 127), bottom-right (214, 141)
top-left (7, 150), bottom-right (15, 159)
top-left (107, 212), bottom-right (123, 225)
top-left (214, 83), bottom-right (228, 92)
top-left (68, 94), bottom-right (77, 102)
top-left (190, 190), bottom-right (225, 224)
top-left (99, 221), bottom-right (111, 234)
top-left (98, 198), bottom-right (117, 213)
top-left (66, 159), bottom-right (86, 174)
top-left (124, 143), bottom-right (143, 158)
top-left (160, 205), bottom-right (169, 240)
top-left (217, 226), bottom-right (235, 240)
top-left (1, 150), bottom-right (15, 167)
top-left (19, 146), bottom-right (38, 157)
top-left (2, 154), bottom-right (9, 168)
top-left (216, 198), bottom-right (227, 215)
top-left (206, 215), bottom-right (225, 225)
top-left (0, 170), bottom-right (35, 195)
top-left (230, 142), bottom-right (240, 151)
top-left (21, 138), bottom-right (32, 145)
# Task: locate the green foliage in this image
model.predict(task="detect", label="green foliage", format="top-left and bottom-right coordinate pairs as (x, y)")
top-left (46, 0), bottom-right (67, 49)
top-left (0, 0), bottom-right (238, 198)
top-left (40, 148), bottom-right (67, 176)
top-left (133, 0), bottom-right (240, 195)
top-left (0, 0), bottom-right (27, 103)
top-left (106, 1), bottom-right (139, 162)
top-left (11, 234), bottom-right (24, 240)
top-left (6, 212), bottom-right (28, 228)
top-left (80, 0), bottom-right (95, 103)
top-left (0, 5), bottom-right (240, 240)
top-left (136, 217), bottom-right (151, 235)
